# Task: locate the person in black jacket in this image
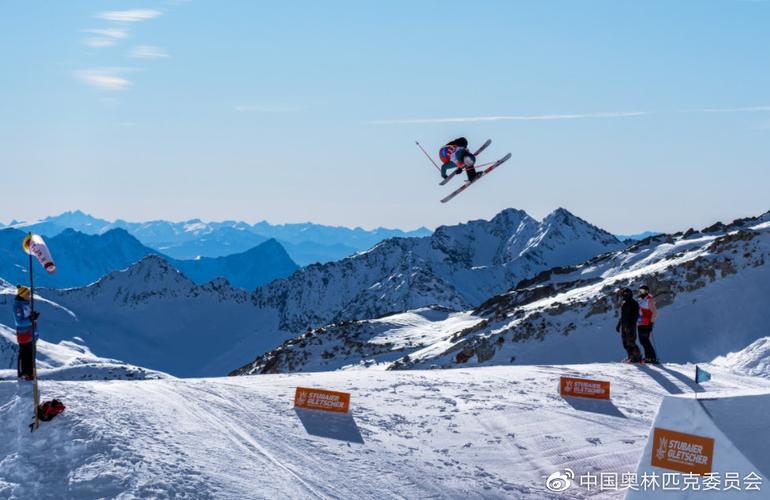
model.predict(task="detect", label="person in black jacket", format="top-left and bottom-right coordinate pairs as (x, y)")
top-left (616, 288), bottom-right (642, 363)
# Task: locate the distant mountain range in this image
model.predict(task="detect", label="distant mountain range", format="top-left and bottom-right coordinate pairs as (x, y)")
top-left (7, 211), bottom-right (431, 265)
top-left (1, 207), bottom-right (628, 377)
top-left (616, 231), bottom-right (661, 241)
top-left (0, 227), bottom-right (297, 290)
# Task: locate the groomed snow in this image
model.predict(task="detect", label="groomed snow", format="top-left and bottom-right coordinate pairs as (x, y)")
top-left (2, 362), bottom-right (768, 499)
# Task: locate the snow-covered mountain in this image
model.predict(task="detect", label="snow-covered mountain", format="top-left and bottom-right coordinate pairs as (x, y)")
top-left (234, 210), bottom-right (770, 375)
top-left (0, 258), bottom-right (291, 377)
top-left (0, 227), bottom-right (298, 290)
top-left (10, 210), bottom-right (432, 265)
top-left (0, 227), bottom-right (155, 288)
top-left (252, 207), bottom-right (625, 333)
top-left (171, 238), bottom-right (298, 290)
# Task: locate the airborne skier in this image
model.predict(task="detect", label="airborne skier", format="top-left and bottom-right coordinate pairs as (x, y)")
top-left (415, 137), bottom-right (510, 203)
top-left (439, 137), bottom-right (479, 181)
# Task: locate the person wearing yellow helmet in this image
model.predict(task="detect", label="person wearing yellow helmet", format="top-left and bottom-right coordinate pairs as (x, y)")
top-left (13, 284), bottom-right (39, 380)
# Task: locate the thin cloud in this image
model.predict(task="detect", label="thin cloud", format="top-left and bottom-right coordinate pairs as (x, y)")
top-left (234, 104), bottom-right (302, 113)
top-left (694, 106), bottom-right (770, 113)
top-left (76, 68), bottom-right (134, 90)
top-left (84, 38), bottom-right (117, 48)
top-left (97, 9), bottom-right (162, 22)
top-left (83, 28), bottom-right (129, 39)
top-left (128, 45), bottom-right (170, 59)
top-left (366, 111), bottom-right (649, 125)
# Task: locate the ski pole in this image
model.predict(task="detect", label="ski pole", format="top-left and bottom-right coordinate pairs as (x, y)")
top-left (415, 141), bottom-right (441, 172)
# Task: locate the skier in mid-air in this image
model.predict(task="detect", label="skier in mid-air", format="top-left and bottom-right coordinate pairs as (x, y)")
top-left (616, 288), bottom-right (642, 363)
top-left (415, 136), bottom-right (509, 202)
top-left (439, 137), bottom-right (479, 181)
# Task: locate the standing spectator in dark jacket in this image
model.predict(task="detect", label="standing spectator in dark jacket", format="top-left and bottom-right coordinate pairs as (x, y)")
top-left (13, 285), bottom-right (38, 380)
top-left (616, 288), bottom-right (642, 363)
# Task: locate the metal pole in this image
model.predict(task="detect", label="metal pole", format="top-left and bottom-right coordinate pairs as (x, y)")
top-left (415, 141), bottom-right (441, 172)
top-left (28, 233), bottom-right (40, 431)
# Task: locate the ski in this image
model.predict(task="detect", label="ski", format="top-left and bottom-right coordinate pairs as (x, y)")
top-left (440, 153), bottom-right (511, 204)
top-left (439, 139), bottom-right (492, 185)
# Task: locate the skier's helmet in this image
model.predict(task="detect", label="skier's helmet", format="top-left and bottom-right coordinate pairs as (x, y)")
top-left (619, 288), bottom-right (632, 298)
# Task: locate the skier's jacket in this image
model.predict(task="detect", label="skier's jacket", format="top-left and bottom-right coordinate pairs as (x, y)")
top-left (439, 137), bottom-right (469, 165)
top-left (617, 297), bottom-right (639, 330)
top-left (637, 293), bottom-right (657, 326)
top-left (13, 297), bottom-right (37, 344)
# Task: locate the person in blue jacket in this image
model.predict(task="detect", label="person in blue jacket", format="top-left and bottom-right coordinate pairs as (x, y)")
top-left (13, 285), bottom-right (39, 380)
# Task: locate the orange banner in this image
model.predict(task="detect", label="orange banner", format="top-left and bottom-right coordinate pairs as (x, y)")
top-left (294, 387), bottom-right (351, 413)
top-left (559, 376), bottom-right (611, 400)
top-left (651, 427), bottom-right (714, 475)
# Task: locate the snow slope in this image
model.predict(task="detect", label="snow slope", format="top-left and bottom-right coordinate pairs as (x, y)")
top-left (711, 337), bottom-right (770, 379)
top-left (1, 363), bottom-right (768, 499)
top-left (0, 323), bottom-right (166, 382)
top-left (232, 307), bottom-right (481, 375)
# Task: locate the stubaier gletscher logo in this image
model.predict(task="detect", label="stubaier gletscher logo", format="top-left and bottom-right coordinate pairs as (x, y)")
top-left (651, 428), bottom-right (714, 475)
top-left (294, 387), bottom-right (351, 413)
top-left (559, 376), bottom-right (611, 400)
top-left (296, 390), bottom-right (308, 407)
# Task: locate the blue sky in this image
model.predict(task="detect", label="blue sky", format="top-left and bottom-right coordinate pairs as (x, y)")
top-left (1, 0), bottom-right (769, 233)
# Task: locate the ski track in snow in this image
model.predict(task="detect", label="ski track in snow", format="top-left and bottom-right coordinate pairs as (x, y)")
top-left (2, 363), bottom-right (768, 499)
